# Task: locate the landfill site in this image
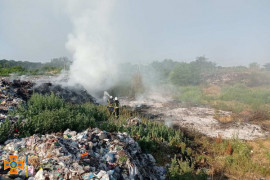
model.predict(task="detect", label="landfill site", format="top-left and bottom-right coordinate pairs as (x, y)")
top-left (0, 76), bottom-right (269, 180)
top-left (2, 1), bottom-right (270, 180)
top-left (0, 78), bottom-right (166, 180)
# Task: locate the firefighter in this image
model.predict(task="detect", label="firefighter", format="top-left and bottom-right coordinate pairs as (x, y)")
top-left (107, 96), bottom-right (114, 115)
top-left (114, 97), bottom-right (120, 119)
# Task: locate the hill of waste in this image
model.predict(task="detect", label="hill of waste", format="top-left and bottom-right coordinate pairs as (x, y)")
top-left (0, 79), bottom-right (170, 179)
top-left (0, 128), bottom-right (165, 179)
top-left (0, 79), bottom-right (96, 125)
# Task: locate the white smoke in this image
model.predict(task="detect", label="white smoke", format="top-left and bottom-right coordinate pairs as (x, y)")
top-left (64, 0), bottom-right (117, 93)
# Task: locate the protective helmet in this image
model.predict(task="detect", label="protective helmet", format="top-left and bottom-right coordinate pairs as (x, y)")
top-left (110, 96), bottom-right (113, 99)
top-left (115, 97), bottom-right (118, 100)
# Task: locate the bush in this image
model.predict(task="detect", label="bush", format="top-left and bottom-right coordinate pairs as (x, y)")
top-left (0, 119), bottom-right (11, 143)
top-left (168, 155), bottom-right (207, 180)
top-left (9, 93), bottom-right (109, 140)
top-left (169, 63), bottom-right (201, 86)
top-left (0, 65), bottom-right (26, 76)
top-left (177, 86), bottom-right (203, 105)
top-left (169, 57), bottom-right (216, 86)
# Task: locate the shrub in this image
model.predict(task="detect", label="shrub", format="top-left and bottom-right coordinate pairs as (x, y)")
top-left (177, 86), bottom-right (203, 105)
top-left (169, 63), bottom-right (201, 86)
top-left (9, 93), bottom-right (109, 141)
top-left (168, 155), bottom-right (207, 180)
top-left (0, 119), bottom-right (11, 143)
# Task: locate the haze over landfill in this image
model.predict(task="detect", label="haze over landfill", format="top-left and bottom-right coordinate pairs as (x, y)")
top-left (0, 1), bottom-right (270, 180)
top-left (1, 0), bottom-right (270, 66)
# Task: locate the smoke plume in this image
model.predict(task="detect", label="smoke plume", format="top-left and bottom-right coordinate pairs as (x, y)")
top-left (65, 0), bottom-right (117, 93)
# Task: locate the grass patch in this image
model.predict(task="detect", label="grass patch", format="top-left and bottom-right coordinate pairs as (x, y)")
top-left (177, 86), bottom-right (204, 105)
top-left (176, 84), bottom-right (270, 120)
top-left (197, 136), bottom-right (270, 179)
top-left (206, 84), bottom-right (270, 119)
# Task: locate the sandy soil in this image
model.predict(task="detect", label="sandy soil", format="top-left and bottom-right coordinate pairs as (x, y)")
top-left (120, 92), bottom-right (268, 140)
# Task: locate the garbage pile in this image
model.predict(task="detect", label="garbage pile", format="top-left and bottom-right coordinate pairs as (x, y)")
top-left (0, 79), bottom-right (96, 105)
top-left (0, 79), bottom-right (30, 124)
top-left (0, 78), bottom-right (97, 127)
top-left (0, 128), bottom-right (166, 180)
top-left (33, 83), bottom-right (96, 104)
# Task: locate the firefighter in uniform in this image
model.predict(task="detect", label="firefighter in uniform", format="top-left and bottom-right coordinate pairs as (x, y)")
top-left (107, 96), bottom-right (114, 115)
top-left (114, 97), bottom-right (120, 119)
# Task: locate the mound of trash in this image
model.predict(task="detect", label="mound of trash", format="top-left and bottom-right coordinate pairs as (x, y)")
top-left (33, 83), bottom-right (96, 104)
top-left (0, 79), bottom-right (96, 128)
top-left (0, 128), bottom-right (166, 180)
top-left (1, 79), bottom-right (96, 104)
top-left (0, 79), bottom-right (28, 124)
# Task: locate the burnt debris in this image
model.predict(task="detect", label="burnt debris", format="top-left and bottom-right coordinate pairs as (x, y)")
top-left (0, 78), bottom-right (96, 125)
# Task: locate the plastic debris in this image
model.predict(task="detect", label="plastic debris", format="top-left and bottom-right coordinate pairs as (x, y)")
top-left (127, 117), bottom-right (142, 126)
top-left (0, 127), bottom-right (166, 179)
top-left (35, 168), bottom-right (45, 180)
top-left (81, 152), bottom-right (89, 159)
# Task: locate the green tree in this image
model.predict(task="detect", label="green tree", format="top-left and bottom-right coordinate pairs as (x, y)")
top-left (169, 63), bottom-right (200, 85)
top-left (249, 62), bottom-right (260, 70)
top-left (151, 59), bottom-right (178, 78)
top-left (263, 63), bottom-right (270, 71)
top-left (190, 56), bottom-right (216, 72)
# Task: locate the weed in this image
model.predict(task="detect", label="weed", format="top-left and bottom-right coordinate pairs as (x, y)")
top-left (265, 152), bottom-right (270, 164)
top-left (168, 155), bottom-right (207, 180)
top-left (118, 155), bottom-right (128, 163)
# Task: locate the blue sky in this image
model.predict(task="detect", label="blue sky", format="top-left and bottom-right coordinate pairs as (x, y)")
top-left (0, 0), bottom-right (270, 66)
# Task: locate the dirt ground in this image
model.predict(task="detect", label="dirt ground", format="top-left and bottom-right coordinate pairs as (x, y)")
top-left (120, 91), bottom-right (268, 140)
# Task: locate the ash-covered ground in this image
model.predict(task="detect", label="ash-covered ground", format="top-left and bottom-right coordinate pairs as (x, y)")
top-left (121, 91), bottom-right (268, 140)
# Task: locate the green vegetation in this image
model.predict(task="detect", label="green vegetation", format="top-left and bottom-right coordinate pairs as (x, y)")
top-left (0, 92), bottom-right (269, 179)
top-left (264, 63), bottom-right (270, 71)
top-left (1, 57), bottom-right (270, 179)
top-left (0, 119), bottom-right (11, 143)
top-left (99, 111), bottom-right (207, 179)
top-left (266, 152), bottom-right (270, 164)
top-left (0, 93), bottom-right (207, 179)
top-left (0, 93), bottom-right (108, 141)
top-left (0, 57), bottom-right (71, 76)
top-left (169, 57), bottom-right (216, 86)
top-left (198, 136), bottom-right (270, 178)
top-left (108, 58), bottom-right (270, 179)
top-left (118, 155), bottom-right (128, 163)
top-left (169, 155), bottom-right (207, 180)
top-left (143, 58), bottom-right (270, 119)
top-left (173, 84), bottom-right (270, 119)
top-left (176, 86), bottom-right (203, 105)
top-left (0, 65), bottom-right (26, 76)
top-left (169, 63), bottom-right (201, 86)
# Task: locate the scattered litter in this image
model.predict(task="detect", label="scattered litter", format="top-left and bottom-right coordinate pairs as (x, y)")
top-left (127, 117), bottom-right (141, 126)
top-left (0, 128), bottom-right (165, 179)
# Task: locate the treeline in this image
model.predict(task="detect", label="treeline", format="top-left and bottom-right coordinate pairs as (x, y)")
top-left (148, 57), bottom-right (270, 86)
top-left (0, 57), bottom-right (72, 76)
top-left (110, 57), bottom-right (270, 98)
top-left (118, 57), bottom-right (270, 86)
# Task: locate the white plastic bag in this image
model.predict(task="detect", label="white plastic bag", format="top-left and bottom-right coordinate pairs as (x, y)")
top-left (34, 168), bottom-right (45, 180)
